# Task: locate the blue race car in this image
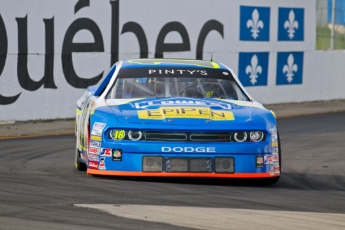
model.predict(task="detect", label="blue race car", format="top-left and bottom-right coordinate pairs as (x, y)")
top-left (75, 59), bottom-right (281, 184)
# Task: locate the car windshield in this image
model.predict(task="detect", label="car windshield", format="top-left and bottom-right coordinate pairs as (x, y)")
top-left (106, 68), bottom-right (249, 101)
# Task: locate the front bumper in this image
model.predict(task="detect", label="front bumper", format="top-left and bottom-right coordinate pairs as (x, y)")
top-left (87, 170), bottom-right (275, 178)
top-left (85, 150), bottom-right (280, 178)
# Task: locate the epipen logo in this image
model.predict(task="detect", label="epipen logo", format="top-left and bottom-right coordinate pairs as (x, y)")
top-left (137, 106), bottom-right (234, 120)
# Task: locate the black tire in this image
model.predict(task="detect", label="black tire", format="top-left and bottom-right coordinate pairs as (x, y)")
top-left (75, 139), bottom-right (87, 171)
top-left (261, 176), bottom-right (280, 185)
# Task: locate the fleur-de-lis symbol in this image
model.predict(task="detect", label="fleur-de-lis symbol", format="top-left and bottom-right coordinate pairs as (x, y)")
top-left (247, 9), bottom-right (264, 39)
top-left (284, 10), bottom-right (299, 39)
top-left (245, 55), bottom-right (262, 85)
top-left (283, 54), bottom-right (298, 83)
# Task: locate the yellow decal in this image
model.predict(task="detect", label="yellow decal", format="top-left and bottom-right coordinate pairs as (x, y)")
top-left (138, 106), bottom-right (234, 121)
top-left (210, 61), bottom-right (220, 69)
top-left (271, 110), bottom-right (276, 118)
top-left (91, 136), bottom-right (102, 141)
top-left (272, 141), bottom-right (278, 147)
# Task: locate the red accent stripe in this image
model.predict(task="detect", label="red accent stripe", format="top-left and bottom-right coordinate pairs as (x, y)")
top-left (87, 170), bottom-right (278, 178)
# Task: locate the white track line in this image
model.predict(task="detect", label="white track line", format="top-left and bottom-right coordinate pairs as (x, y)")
top-left (75, 204), bottom-right (345, 230)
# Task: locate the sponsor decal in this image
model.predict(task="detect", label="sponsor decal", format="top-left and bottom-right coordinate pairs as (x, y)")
top-left (272, 155), bottom-right (279, 162)
top-left (271, 134), bottom-right (278, 142)
top-left (275, 168), bottom-right (280, 175)
top-left (272, 141), bottom-right (278, 147)
top-left (134, 100), bottom-right (232, 110)
top-left (100, 148), bottom-right (112, 157)
top-left (270, 128), bottom-right (277, 135)
top-left (91, 136), bottom-right (102, 141)
top-left (264, 155), bottom-right (273, 164)
top-left (272, 147), bottom-right (279, 155)
top-left (88, 154), bottom-right (99, 162)
top-left (91, 122), bottom-right (106, 136)
top-left (256, 156), bottom-right (264, 168)
top-left (90, 140), bottom-right (101, 148)
top-left (89, 147), bottom-right (100, 155)
top-left (274, 162), bottom-right (280, 174)
top-left (138, 106), bottom-right (234, 121)
top-left (98, 157), bottom-right (106, 170)
top-left (148, 69), bottom-right (208, 75)
top-left (162, 147), bottom-right (216, 153)
top-left (88, 161), bottom-right (98, 169)
top-left (112, 149), bottom-right (122, 161)
top-left (274, 161), bottom-right (280, 168)
top-left (269, 163), bottom-right (275, 175)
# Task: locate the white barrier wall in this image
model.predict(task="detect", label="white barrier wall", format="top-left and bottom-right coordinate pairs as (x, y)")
top-left (0, 0), bottom-right (343, 121)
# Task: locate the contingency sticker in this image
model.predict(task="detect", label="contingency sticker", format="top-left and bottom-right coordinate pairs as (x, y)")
top-left (269, 164), bottom-right (275, 175)
top-left (90, 140), bottom-right (101, 148)
top-left (98, 158), bottom-right (106, 170)
top-left (88, 154), bottom-right (99, 162)
top-left (91, 136), bottom-right (102, 141)
top-left (89, 147), bottom-right (100, 155)
top-left (91, 122), bottom-right (106, 136)
top-left (112, 149), bottom-right (122, 161)
top-left (88, 161), bottom-right (98, 169)
top-left (256, 156), bottom-right (264, 168)
top-left (100, 148), bottom-right (112, 157)
top-left (264, 155), bottom-right (273, 164)
top-left (137, 107), bottom-right (234, 121)
top-left (274, 162), bottom-right (280, 175)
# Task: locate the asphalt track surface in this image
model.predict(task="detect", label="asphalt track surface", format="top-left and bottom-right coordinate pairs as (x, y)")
top-left (0, 112), bottom-right (345, 229)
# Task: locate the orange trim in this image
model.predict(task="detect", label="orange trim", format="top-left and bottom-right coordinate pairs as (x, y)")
top-left (87, 169), bottom-right (278, 178)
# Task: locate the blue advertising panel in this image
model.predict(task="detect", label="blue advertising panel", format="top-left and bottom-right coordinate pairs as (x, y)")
top-left (278, 8), bottom-right (304, 41)
top-left (240, 6), bottom-right (270, 41)
top-left (276, 52), bottom-right (304, 85)
top-left (238, 52), bottom-right (269, 87)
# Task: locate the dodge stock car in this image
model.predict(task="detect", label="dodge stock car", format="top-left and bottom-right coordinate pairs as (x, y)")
top-left (75, 59), bottom-right (281, 184)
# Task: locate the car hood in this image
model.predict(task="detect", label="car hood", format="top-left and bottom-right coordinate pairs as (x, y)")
top-left (105, 98), bottom-right (265, 127)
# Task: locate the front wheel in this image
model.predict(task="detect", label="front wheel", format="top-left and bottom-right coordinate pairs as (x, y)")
top-left (75, 139), bottom-right (86, 171)
top-left (261, 176), bottom-right (280, 185)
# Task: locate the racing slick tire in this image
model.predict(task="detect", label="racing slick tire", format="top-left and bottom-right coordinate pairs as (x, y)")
top-left (75, 139), bottom-right (87, 171)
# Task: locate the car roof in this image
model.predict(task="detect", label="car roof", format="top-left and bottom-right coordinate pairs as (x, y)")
top-left (121, 58), bottom-right (228, 70)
